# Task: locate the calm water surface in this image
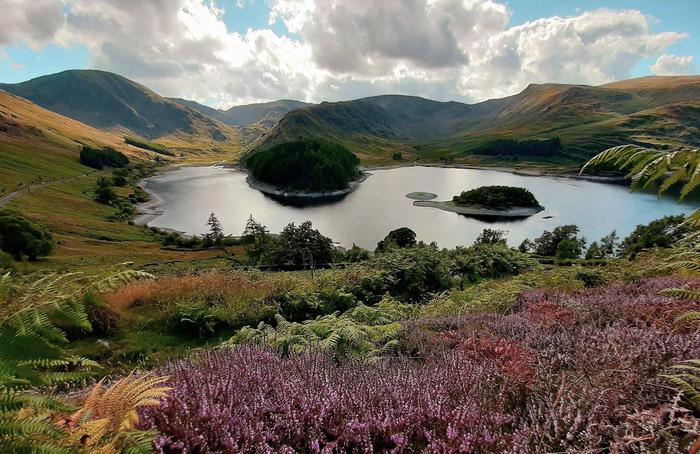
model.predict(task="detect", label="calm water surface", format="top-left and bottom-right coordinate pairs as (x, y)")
top-left (143, 166), bottom-right (698, 249)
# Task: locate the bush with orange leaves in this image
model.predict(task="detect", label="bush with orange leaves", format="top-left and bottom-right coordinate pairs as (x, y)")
top-left (100, 271), bottom-right (317, 332)
top-left (444, 332), bottom-right (535, 388)
top-left (99, 269), bottom-right (369, 338)
top-left (102, 271), bottom-right (311, 311)
top-left (62, 373), bottom-right (171, 453)
top-left (523, 300), bottom-right (578, 329)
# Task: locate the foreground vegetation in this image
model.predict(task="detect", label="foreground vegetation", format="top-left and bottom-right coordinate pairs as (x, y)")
top-left (144, 275), bottom-right (699, 452)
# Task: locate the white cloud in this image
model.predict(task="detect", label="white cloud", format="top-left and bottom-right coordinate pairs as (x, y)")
top-left (0, 0), bottom-right (64, 49)
top-left (456, 8), bottom-right (688, 100)
top-left (650, 53), bottom-right (696, 75)
top-left (269, 0), bottom-right (509, 75)
top-left (0, 0), bottom-right (692, 106)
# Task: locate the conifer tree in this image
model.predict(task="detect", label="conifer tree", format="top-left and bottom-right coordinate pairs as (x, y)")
top-left (206, 212), bottom-right (224, 248)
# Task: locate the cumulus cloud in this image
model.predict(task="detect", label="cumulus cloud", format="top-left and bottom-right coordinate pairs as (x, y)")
top-left (0, 0), bottom-right (64, 49)
top-left (456, 8), bottom-right (688, 100)
top-left (0, 0), bottom-right (693, 106)
top-left (650, 53), bottom-right (696, 75)
top-left (55, 0), bottom-right (324, 106)
top-left (269, 0), bottom-right (509, 75)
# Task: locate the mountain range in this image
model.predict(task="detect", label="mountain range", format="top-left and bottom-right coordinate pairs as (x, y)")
top-left (1, 69), bottom-right (699, 164)
top-left (169, 98), bottom-right (310, 128)
top-left (255, 76), bottom-right (700, 160)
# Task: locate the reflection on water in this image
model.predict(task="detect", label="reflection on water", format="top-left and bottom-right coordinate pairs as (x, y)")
top-left (143, 166), bottom-right (698, 249)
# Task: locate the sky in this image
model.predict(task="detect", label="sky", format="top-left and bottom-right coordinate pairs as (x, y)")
top-left (0, 0), bottom-right (698, 109)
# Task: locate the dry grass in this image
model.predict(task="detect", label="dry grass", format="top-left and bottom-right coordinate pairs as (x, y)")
top-left (102, 270), bottom-right (313, 312)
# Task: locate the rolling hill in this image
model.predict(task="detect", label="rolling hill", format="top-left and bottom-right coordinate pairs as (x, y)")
top-left (0, 89), bottom-right (140, 191)
top-left (255, 76), bottom-right (700, 161)
top-left (0, 70), bottom-right (234, 142)
top-left (169, 98), bottom-right (310, 128)
top-left (3, 69), bottom-right (698, 165)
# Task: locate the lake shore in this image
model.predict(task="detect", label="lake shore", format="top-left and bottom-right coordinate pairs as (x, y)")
top-left (134, 164), bottom-right (226, 229)
top-left (130, 164), bottom-right (695, 249)
top-left (362, 162), bottom-right (628, 184)
top-left (414, 200), bottom-right (545, 218)
top-left (245, 170), bottom-right (371, 201)
top-left (133, 174), bottom-right (170, 226)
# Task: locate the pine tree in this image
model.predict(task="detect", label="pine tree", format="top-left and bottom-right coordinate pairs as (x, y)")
top-left (206, 212), bottom-right (224, 248)
top-left (242, 215), bottom-right (267, 244)
top-left (242, 216), bottom-right (272, 264)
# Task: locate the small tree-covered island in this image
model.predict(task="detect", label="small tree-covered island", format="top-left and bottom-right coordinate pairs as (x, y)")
top-left (414, 185), bottom-right (545, 218)
top-left (245, 138), bottom-right (366, 199)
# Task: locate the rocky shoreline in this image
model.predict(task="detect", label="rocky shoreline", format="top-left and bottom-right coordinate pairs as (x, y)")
top-left (414, 200), bottom-right (545, 218)
top-left (363, 162), bottom-right (628, 184)
top-left (133, 172), bottom-right (188, 236)
top-left (245, 171), bottom-right (371, 201)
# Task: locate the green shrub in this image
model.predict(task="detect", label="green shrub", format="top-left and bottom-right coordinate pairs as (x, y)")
top-left (452, 185), bottom-right (540, 209)
top-left (229, 296), bottom-right (412, 359)
top-left (247, 138), bottom-right (360, 191)
top-left (471, 136), bottom-right (562, 157)
top-left (0, 209), bottom-right (53, 260)
top-left (94, 177), bottom-right (117, 204)
top-left (618, 215), bottom-right (690, 258)
top-left (176, 298), bottom-right (218, 339)
top-left (336, 244), bottom-right (370, 263)
top-left (556, 238), bottom-right (584, 261)
top-left (125, 137), bottom-right (174, 156)
top-left (108, 199), bottom-right (137, 221)
top-left (355, 246), bottom-right (452, 303)
top-left (260, 221), bottom-right (334, 267)
top-left (0, 251), bottom-right (14, 271)
top-left (450, 244), bottom-right (535, 285)
top-left (529, 225), bottom-right (585, 257)
top-left (425, 278), bottom-right (528, 316)
top-left (128, 187), bottom-right (149, 204)
top-left (80, 146), bottom-right (129, 170)
top-left (474, 228), bottom-right (508, 246)
top-left (277, 290), bottom-right (357, 322)
top-left (575, 269), bottom-right (605, 288)
top-left (112, 168), bottom-right (129, 187)
top-left (376, 227), bottom-right (417, 252)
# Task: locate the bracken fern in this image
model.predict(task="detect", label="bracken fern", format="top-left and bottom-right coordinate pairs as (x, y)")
top-left (64, 373), bottom-right (170, 453)
top-left (0, 269), bottom-right (151, 453)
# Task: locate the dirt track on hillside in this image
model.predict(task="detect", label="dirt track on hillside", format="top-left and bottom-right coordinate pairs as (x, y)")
top-left (0, 173), bottom-right (93, 208)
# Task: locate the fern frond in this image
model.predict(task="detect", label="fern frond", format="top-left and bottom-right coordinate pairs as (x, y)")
top-left (0, 392), bottom-right (74, 413)
top-left (659, 287), bottom-right (700, 301)
top-left (0, 438), bottom-right (73, 454)
top-left (64, 374), bottom-right (169, 453)
top-left (676, 311), bottom-right (700, 324)
top-left (0, 415), bottom-right (66, 438)
top-left (664, 360), bottom-right (700, 411)
top-left (0, 268), bottom-right (152, 452)
top-left (121, 430), bottom-right (157, 454)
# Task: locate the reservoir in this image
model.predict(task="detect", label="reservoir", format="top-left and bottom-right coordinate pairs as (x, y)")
top-left (140, 165), bottom-right (698, 249)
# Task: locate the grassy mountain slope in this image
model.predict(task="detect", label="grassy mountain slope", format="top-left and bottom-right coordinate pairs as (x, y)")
top-left (0, 89), bottom-right (230, 269)
top-left (224, 100), bottom-right (311, 127)
top-left (256, 76), bottom-right (700, 162)
top-left (170, 98), bottom-right (310, 127)
top-left (0, 89), bottom-right (137, 190)
top-left (0, 70), bottom-right (234, 142)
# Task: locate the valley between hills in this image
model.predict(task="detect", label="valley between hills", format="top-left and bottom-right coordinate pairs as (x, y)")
top-left (0, 68), bottom-right (697, 271)
top-left (1, 68), bottom-right (700, 453)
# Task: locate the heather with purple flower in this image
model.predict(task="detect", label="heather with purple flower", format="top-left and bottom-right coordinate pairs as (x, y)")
top-left (141, 277), bottom-right (700, 453)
